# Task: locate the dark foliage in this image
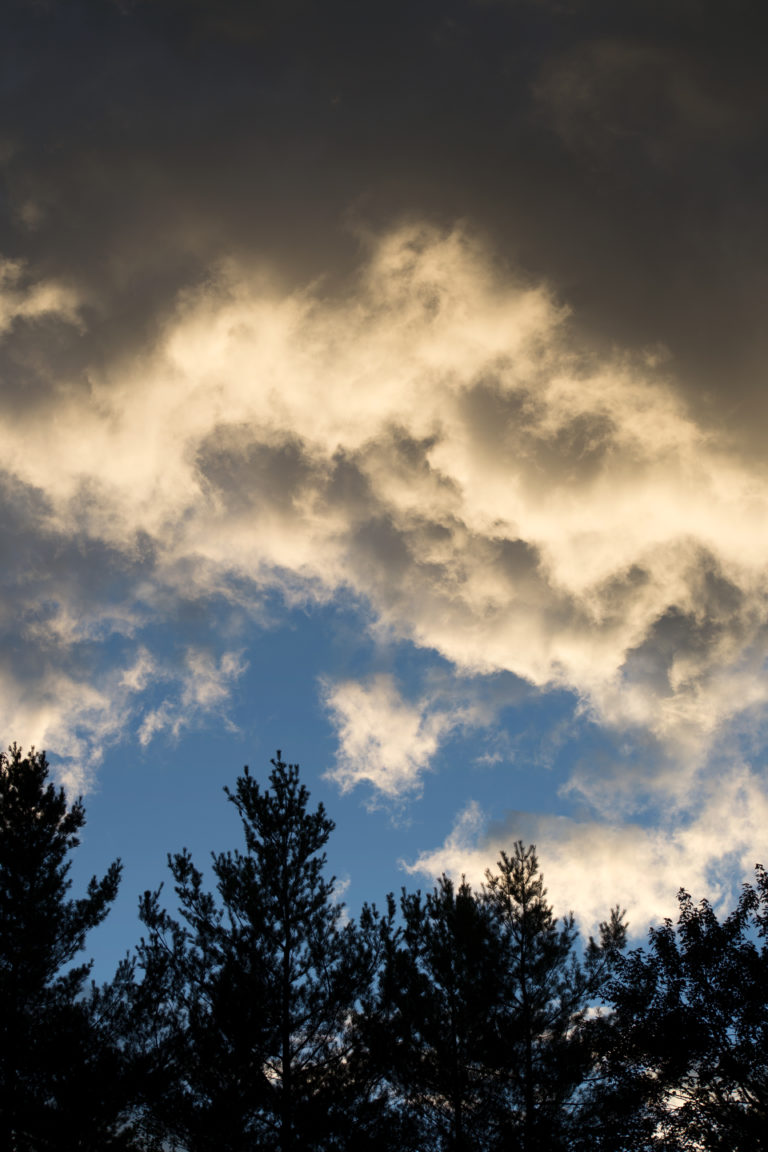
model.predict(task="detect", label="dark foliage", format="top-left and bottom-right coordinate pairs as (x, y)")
top-left (133, 752), bottom-right (388, 1152)
top-left (483, 842), bottom-right (626, 1152)
top-left (593, 868), bottom-right (768, 1151)
top-left (365, 843), bottom-right (626, 1152)
top-left (368, 875), bottom-right (506, 1151)
top-left (0, 745), bottom-right (132, 1151)
top-left (3, 740), bottom-right (767, 1150)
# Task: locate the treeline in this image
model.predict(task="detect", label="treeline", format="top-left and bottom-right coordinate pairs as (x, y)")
top-left (1, 746), bottom-right (767, 1151)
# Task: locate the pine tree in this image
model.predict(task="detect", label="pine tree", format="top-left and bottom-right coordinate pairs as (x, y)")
top-left (0, 744), bottom-right (127, 1150)
top-left (483, 842), bottom-right (625, 1152)
top-left (136, 752), bottom-right (380, 1152)
top-left (369, 875), bottom-right (506, 1152)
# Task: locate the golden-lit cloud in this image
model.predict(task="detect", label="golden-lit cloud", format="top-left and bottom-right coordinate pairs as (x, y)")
top-left (323, 673), bottom-right (487, 801)
top-left (0, 639), bottom-right (247, 794)
top-left (406, 763), bottom-right (768, 935)
top-left (0, 656), bottom-right (139, 794)
top-left (0, 257), bottom-right (82, 334)
top-left (1, 221), bottom-right (768, 834)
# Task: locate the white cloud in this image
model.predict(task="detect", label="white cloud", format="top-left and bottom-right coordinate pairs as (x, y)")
top-left (323, 670), bottom-right (528, 804)
top-left (407, 764), bottom-right (768, 935)
top-left (1, 221), bottom-right (768, 817)
top-left (0, 657), bottom-right (142, 794)
top-left (0, 607), bottom-right (246, 791)
top-left (322, 674), bottom-right (477, 801)
top-left (137, 648), bottom-right (247, 747)
top-left (0, 643), bottom-right (246, 793)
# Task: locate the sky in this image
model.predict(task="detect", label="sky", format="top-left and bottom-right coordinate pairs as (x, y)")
top-left (3, 0), bottom-right (768, 978)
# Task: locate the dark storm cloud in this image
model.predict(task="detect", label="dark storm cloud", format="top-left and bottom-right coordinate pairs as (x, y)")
top-left (3, 0), bottom-right (768, 444)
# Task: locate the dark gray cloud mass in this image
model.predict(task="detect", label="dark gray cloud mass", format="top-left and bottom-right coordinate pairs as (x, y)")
top-left (3, 0), bottom-right (767, 439)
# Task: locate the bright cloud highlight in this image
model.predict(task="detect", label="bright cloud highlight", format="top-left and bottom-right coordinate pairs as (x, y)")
top-left (323, 674), bottom-right (484, 801)
top-left (1, 221), bottom-right (767, 838)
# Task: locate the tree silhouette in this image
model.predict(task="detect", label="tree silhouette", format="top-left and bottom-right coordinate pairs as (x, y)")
top-left (595, 868), bottom-right (768, 1150)
top-left (483, 842), bottom-right (626, 1152)
top-left (22, 734), bottom-right (768, 1148)
top-left (135, 752), bottom-right (382, 1151)
top-left (370, 874), bottom-right (505, 1152)
top-left (366, 847), bottom-right (625, 1152)
top-left (0, 744), bottom-right (129, 1150)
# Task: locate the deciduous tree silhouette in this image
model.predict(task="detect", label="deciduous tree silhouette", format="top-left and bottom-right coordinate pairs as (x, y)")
top-left (0, 744), bottom-right (130, 1151)
top-left (594, 868), bottom-right (768, 1151)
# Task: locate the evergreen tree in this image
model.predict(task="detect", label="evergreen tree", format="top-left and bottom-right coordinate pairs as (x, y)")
top-left (369, 875), bottom-right (505, 1152)
top-left (0, 744), bottom-right (129, 1151)
top-left (483, 842), bottom-right (626, 1152)
top-left (136, 752), bottom-right (383, 1152)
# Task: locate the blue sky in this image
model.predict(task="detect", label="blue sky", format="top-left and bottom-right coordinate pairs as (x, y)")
top-left (67, 604), bottom-right (627, 982)
top-left (3, 0), bottom-right (768, 981)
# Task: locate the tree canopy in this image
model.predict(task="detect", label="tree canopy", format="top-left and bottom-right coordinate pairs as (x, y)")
top-left (133, 752), bottom-right (382, 1151)
top-left (1, 741), bottom-right (766, 1150)
top-left (0, 745), bottom-right (130, 1151)
top-left (594, 868), bottom-right (768, 1151)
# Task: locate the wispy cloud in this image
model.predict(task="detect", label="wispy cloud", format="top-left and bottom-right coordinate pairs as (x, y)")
top-left (0, 257), bottom-right (82, 334)
top-left (137, 648), bottom-right (247, 748)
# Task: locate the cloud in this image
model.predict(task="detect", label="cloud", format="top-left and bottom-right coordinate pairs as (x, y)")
top-left (1, 221), bottom-right (768, 813)
top-left (534, 36), bottom-right (752, 176)
top-left (0, 257), bottom-right (81, 335)
top-left (0, 636), bottom-right (247, 793)
top-left (0, 466), bottom-right (247, 784)
top-left (3, 0), bottom-right (768, 942)
top-left (407, 764), bottom-right (768, 934)
top-left (323, 673), bottom-right (485, 801)
top-left (0, 651), bottom-right (146, 794)
top-left (5, 0), bottom-right (768, 458)
top-left (137, 648), bottom-right (247, 747)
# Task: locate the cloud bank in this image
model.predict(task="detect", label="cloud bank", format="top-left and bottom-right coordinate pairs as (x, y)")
top-left (3, 0), bottom-right (768, 938)
top-left (1, 222), bottom-right (768, 813)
